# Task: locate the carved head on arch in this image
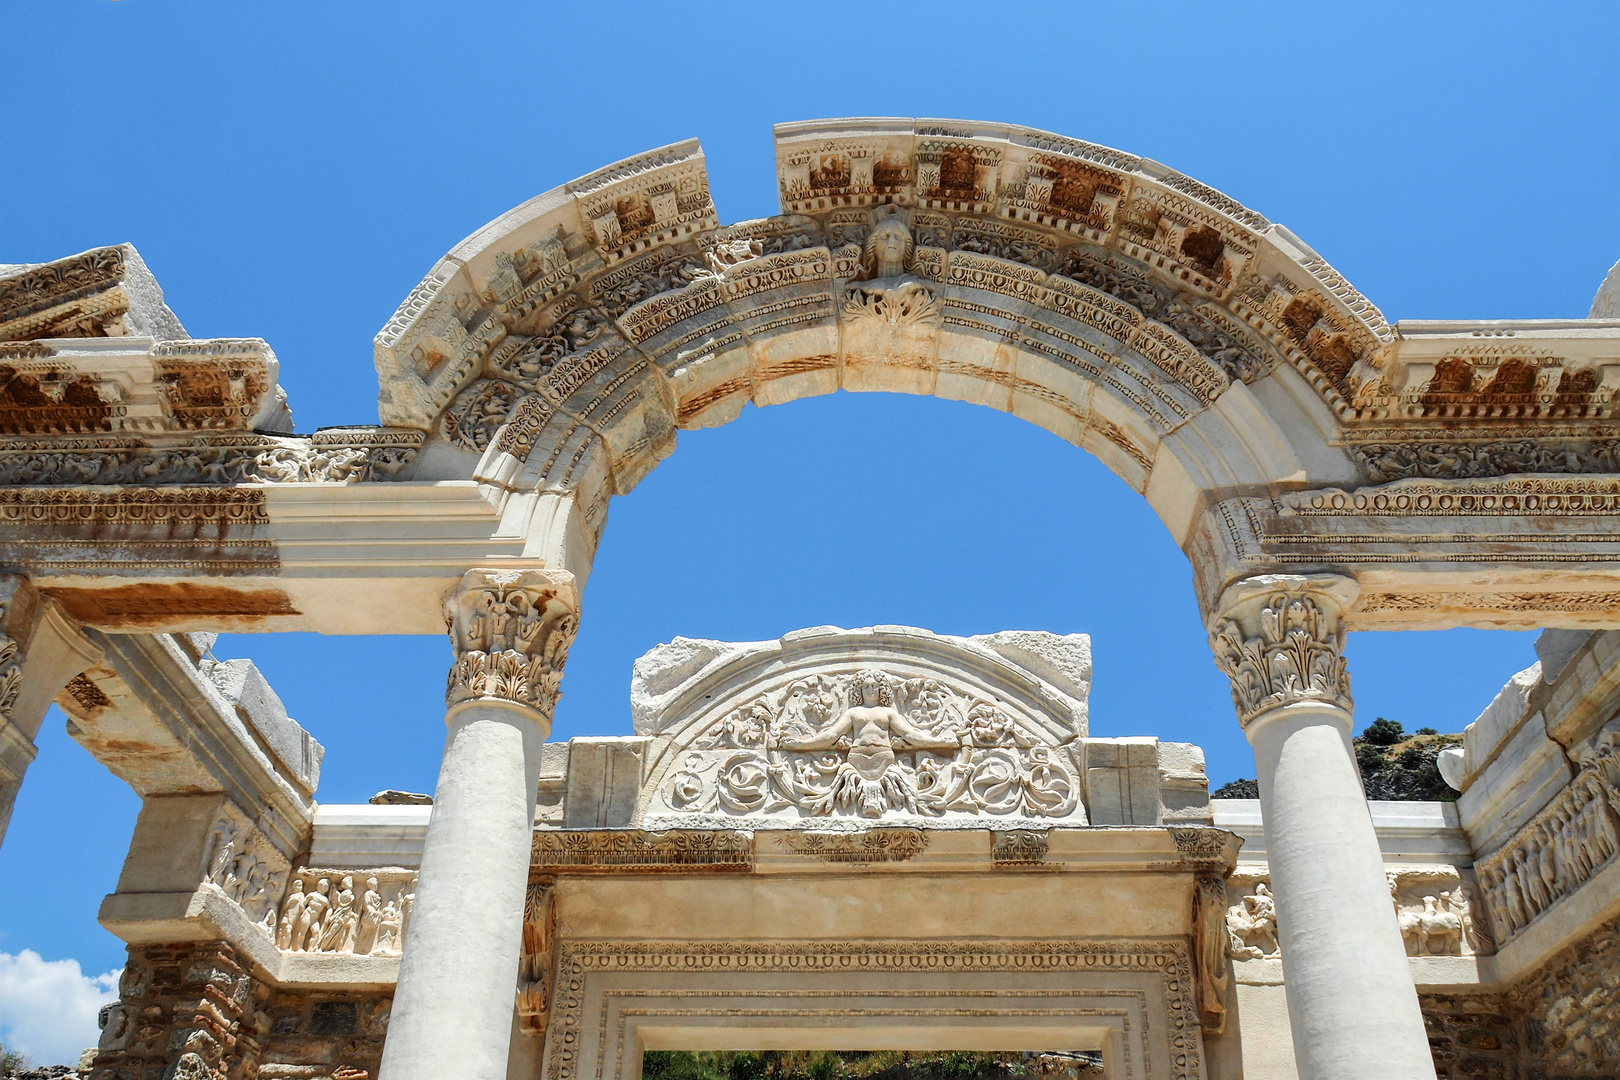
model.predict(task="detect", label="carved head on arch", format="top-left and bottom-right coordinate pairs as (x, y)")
top-left (863, 216), bottom-right (912, 280)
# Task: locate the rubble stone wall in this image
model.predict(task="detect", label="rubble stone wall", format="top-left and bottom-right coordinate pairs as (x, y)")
top-left (87, 942), bottom-right (391, 1080)
top-left (1417, 913), bottom-right (1620, 1079)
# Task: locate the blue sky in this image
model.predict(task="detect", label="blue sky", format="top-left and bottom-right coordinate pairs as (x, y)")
top-left (1, 1), bottom-right (1616, 1050)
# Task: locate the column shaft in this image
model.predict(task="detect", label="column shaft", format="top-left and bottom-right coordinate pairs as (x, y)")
top-left (382, 703), bottom-right (543, 1079)
top-left (1248, 705), bottom-right (1434, 1077)
top-left (1209, 575), bottom-right (1435, 1080)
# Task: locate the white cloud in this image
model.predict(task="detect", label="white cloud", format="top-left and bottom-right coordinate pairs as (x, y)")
top-left (0, 950), bottom-right (120, 1067)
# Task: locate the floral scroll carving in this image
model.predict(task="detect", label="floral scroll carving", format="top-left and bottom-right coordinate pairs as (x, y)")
top-left (444, 569), bottom-right (578, 723)
top-left (518, 877), bottom-right (557, 1035)
top-left (656, 667), bottom-right (1081, 823)
top-left (1209, 588), bottom-right (1352, 727)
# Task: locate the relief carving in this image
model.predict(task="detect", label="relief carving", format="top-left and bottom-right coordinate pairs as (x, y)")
top-left (659, 667), bottom-right (1079, 822)
top-left (1209, 589), bottom-right (1351, 728)
top-left (1476, 730), bottom-right (1620, 946)
top-left (0, 431), bottom-right (421, 485)
top-left (0, 602), bottom-right (24, 719)
top-left (1351, 440), bottom-right (1620, 483)
top-left (1225, 879), bottom-right (1280, 960)
top-left (518, 877), bottom-right (557, 1035)
top-left (840, 216), bottom-right (941, 327)
top-left (202, 815), bottom-right (290, 926)
top-left (1193, 874), bottom-right (1230, 1034)
top-left (444, 570), bottom-right (578, 721)
top-left (272, 868), bottom-right (416, 956)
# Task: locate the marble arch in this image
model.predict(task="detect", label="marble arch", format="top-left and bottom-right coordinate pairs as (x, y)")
top-left (3, 117), bottom-right (1620, 1080)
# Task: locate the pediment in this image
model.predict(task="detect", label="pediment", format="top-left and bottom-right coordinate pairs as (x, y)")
top-left (633, 625), bottom-right (1092, 829)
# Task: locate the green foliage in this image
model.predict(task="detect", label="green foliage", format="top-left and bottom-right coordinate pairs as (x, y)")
top-left (1210, 778), bottom-right (1259, 799)
top-left (639, 1050), bottom-right (1101, 1080)
top-left (1350, 724), bottom-right (1463, 802)
top-left (1361, 717), bottom-right (1406, 745)
top-left (0, 1040), bottom-right (31, 1075)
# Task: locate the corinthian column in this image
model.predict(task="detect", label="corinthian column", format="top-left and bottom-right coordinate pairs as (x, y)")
top-left (1208, 574), bottom-right (1434, 1080)
top-left (380, 569), bottom-right (577, 1080)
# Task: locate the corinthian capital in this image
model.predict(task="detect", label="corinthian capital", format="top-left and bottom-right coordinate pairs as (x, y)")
top-left (1206, 574), bottom-right (1357, 728)
top-left (444, 569), bottom-right (578, 723)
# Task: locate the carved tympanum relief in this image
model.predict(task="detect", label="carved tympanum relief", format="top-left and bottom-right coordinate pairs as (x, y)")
top-left (269, 867), bottom-right (417, 957)
top-left (653, 666), bottom-right (1081, 824)
top-left (1476, 727), bottom-right (1620, 946)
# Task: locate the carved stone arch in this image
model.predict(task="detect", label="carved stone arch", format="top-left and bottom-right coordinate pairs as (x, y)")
top-left (374, 120), bottom-right (1394, 585)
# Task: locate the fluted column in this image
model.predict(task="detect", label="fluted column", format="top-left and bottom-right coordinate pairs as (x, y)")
top-left (1208, 574), bottom-right (1434, 1080)
top-left (380, 569), bottom-right (577, 1080)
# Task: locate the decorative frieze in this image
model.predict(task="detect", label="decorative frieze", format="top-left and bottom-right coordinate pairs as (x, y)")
top-left (202, 811), bottom-right (290, 928)
top-left (271, 867), bottom-right (416, 956)
top-left (530, 828), bottom-right (753, 872)
top-left (444, 569), bottom-right (578, 722)
top-left (0, 429), bottom-right (421, 485)
top-left (1208, 578), bottom-right (1353, 727)
top-left (1476, 730), bottom-right (1620, 947)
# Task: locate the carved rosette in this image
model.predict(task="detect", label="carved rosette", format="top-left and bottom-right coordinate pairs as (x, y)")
top-left (1206, 575), bottom-right (1355, 728)
top-left (444, 569), bottom-right (578, 725)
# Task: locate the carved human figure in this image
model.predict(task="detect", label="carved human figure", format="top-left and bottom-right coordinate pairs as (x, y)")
top-left (295, 878), bottom-right (331, 952)
top-left (781, 670), bottom-right (958, 782)
top-left (1227, 882), bottom-right (1280, 959)
top-left (778, 670), bottom-right (959, 817)
top-left (320, 875), bottom-right (358, 953)
top-left (356, 876), bottom-right (382, 955)
top-left (276, 880), bottom-right (306, 951)
top-left (375, 899), bottom-right (402, 955)
top-left (864, 215), bottom-right (912, 280)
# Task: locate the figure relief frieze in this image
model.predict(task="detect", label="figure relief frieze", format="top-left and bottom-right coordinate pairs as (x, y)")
top-left (444, 569), bottom-right (578, 721)
top-left (201, 813), bottom-right (291, 928)
top-left (1225, 878), bottom-right (1281, 960)
top-left (1209, 586), bottom-right (1352, 728)
top-left (1476, 729), bottom-right (1620, 946)
top-left (270, 866), bottom-right (416, 957)
top-left (651, 665), bottom-right (1081, 824)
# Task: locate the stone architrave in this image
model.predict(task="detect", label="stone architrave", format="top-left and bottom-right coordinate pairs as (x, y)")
top-left (0, 575), bottom-right (102, 845)
top-left (380, 569), bottom-right (577, 1080)
top-left (1208, 574), bottom-right (1436, 1080)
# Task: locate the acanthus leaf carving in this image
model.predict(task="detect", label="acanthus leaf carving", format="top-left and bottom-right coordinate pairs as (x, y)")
top-left (1209, 590), bottom-right (1351, 727)
top-left (444, 569), bottom-right (578, 723)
